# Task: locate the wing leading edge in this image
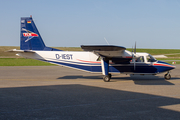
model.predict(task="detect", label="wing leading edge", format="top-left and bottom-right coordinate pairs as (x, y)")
top-left (81, 45), bottom-right (126, 51)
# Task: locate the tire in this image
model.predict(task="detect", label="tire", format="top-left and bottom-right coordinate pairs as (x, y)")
top-left (164, 74), bottom-right (171, 80)
top-left (108, 74), bottom-right (112, 79)
top-left (103, 75), bottom-right (111, 82)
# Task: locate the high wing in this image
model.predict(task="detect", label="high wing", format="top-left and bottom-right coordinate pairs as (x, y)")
top-left (81, 45), bottom-right (126, 57)
top-left (81, 45), bottom-right (126, 51)
top-left (81, 45), bottom-right (132, 64)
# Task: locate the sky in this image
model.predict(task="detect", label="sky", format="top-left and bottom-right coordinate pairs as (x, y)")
top-left (0, 0), bottom-right (180, 49)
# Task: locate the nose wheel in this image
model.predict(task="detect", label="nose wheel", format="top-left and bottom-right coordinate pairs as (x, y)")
top-left (164, 72), bottom-right (171, 80)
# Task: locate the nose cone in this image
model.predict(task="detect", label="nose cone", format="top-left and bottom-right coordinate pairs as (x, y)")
top-left (165, 64), bottom-right (176, 71)
top-left (154, 61), bottom-right (176, 73)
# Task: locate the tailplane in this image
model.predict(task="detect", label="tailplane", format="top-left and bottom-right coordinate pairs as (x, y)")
top-left (20, 16), bottom-right (61, 51)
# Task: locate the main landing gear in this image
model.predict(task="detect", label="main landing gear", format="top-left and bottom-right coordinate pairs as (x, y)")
top-left (103, 74), bottom-right (112, 82)
top-left (164, 71), bottom-right (171, 80)
top-left (101, 57), bottom-right (112, 82)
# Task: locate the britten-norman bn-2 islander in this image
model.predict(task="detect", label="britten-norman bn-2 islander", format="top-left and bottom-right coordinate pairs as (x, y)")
top-left (9, 16), bottom-right (175, 82)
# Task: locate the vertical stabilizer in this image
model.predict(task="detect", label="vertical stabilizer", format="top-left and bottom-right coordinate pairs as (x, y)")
top-left (20, 16), bottom-right (61, 51)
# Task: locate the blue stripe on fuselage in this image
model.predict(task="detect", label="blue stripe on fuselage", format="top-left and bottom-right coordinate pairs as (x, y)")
top-left (42, 59), bottom-right (158, 73)
top-left (39, 59), bottom-right (174, 74)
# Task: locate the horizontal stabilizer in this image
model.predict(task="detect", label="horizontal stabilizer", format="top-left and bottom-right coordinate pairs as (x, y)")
top-left (7, 49), bottom-right (35, 53)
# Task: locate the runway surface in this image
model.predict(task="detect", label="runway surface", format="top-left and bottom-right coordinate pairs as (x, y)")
top-left (0, 65), bottom-right (180, 120)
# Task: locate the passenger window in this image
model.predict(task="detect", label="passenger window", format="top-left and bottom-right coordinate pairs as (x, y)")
top-left (136, 56), bottom-right (144, 62)
top-left (96, 56), bottom-right (101, 61)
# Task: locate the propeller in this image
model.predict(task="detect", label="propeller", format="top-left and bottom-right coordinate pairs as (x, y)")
top-left (134, 42), bottom-right (136, 54)
top-left (131, 42), bottom-right (137, 71)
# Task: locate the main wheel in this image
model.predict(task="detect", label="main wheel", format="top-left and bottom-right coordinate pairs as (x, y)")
top-left (164, 73), bottom-right (171, 80)
top-left (108, 74), bottom-right (112, 79)
top-left (103, 74), bottom-right (111, 82)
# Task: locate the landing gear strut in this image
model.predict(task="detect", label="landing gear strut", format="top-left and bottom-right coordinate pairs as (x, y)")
top-left (103, 74), bottom-right (112, 82)
top-left (101, 57), bottom-right (112, 82)
top-left (164, 71), bottom-right (171, 80)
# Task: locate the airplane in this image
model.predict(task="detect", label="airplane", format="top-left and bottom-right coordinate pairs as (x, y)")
top-left (9, 16), bottom-right (175, 82)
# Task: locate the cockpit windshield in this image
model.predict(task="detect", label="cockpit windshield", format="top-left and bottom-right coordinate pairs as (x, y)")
top-left (147, 54), bottom-right (157, 62)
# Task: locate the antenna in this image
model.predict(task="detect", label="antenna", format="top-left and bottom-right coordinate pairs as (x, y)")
top-left (104, 37), bottom-right (110, 45)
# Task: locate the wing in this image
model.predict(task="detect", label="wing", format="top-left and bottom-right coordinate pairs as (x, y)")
top-left (81, 45), bottom-right (132, 64)
top-left (81, 45), bottom-right (126, 51)
top-left (81, 45), bottom-right (126, 57)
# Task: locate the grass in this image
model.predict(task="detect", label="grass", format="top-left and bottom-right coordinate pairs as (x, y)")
top-left (157, 61), bottom-right (180, 64)
top-left (0, 58), bottom-right (177, 66)
top-left (0, 46), bottom-right (180, 66)
top-left (126, 48), bottom-right (180, 57)
top-left (0, 46), bottom-right (83, 66)
top-left (2, 46), bottom-right (180, 57)
top-left (0, 58), bottom-right (55, 66)
top-left (0, 46), bottom-right (83, 58)
top-left (0, 46), bottom-right (20, 57)
top-left (156, 58), bottom-right (180, 64)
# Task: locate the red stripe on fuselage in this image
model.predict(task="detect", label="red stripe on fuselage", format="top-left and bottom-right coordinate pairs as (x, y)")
top-left (153, 63), bottom-right (174, 68)
top-left (77, 59), bottom-right (115, 64)
top-left (77, 59), bottom-right (101, 64)
top-left (124, 56), bottom-right (132, 58)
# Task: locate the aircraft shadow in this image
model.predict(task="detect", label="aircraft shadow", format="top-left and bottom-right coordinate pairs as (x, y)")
top-left (57, 75), bottom-right (179, 85)
top-left (57, 75), bottom-right (102, 80)
top-left (112, 75), bottom-right (179, 85)
top-left (1, 84), bottom-right (180, 119)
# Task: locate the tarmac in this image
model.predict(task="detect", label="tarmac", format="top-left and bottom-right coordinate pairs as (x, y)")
top-left (0, 65), bottom-right (180, 120)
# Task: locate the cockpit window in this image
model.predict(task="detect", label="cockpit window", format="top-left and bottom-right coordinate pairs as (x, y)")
top-left (147, 54), bottom-right (157, 62)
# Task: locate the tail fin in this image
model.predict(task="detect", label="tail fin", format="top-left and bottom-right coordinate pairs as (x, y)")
top-left (20, 16), bottom-right (61, 51)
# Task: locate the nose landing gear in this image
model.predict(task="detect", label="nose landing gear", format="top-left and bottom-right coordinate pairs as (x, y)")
top-left (164, 71), bottom-right (171, 80)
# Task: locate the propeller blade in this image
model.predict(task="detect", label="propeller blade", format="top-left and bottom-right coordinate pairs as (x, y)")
top-left (131, 46), bottom-right (133, 53)
top-left (134, 42), bottom-right (136, 54)
top-left (134, 42), bottom-right (136, 71)
top-left (131, 42), bottom-right (137, 71)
